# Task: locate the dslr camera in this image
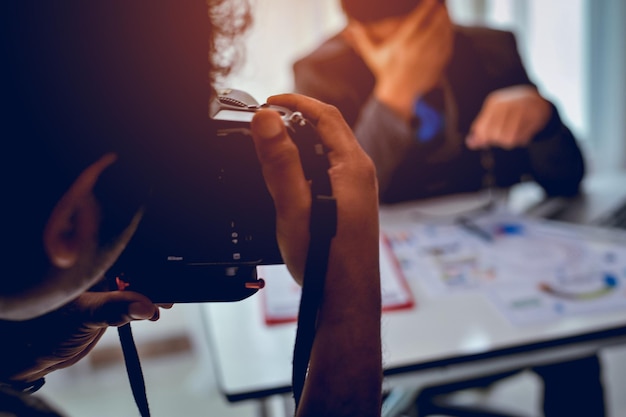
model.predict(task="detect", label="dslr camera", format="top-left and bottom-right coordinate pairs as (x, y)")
top-left (107, 89), bottom-right (330, 303)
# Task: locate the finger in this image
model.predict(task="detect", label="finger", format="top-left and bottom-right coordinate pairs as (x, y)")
top-left (250, 108), bottom-right (311, 282)
top-left (508, 111), bottom-right (533, 148)
top-left (74, 291), bottom-right (159, 328)
top-left (467, 110), bottom-right (491, 149)
top-left (420, 6), bottom-right (453, 44)
top-left (498, 110), bottom-right (522, 148)
top-left (491, 105), bottom-right (514, 147)
top-left (250, 108), bottom-right (311, 217)
top-left (518, 122), bottom-right (538, 147)
top-left (401, 0), bottom-right (441, 38)
top-left (415, 6), bottom-right (453, 66)
top-left (465, 132), bottom-right (480, 149)
top-left (344, 22), bottom-right (375, 60)
top-left (266, 94), bottom-right (361, 158)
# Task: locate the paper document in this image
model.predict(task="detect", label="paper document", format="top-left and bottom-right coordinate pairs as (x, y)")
top-left (383, 211), bottom-right (626, 325)
top-left (260, 238), bottom-right (414, 325)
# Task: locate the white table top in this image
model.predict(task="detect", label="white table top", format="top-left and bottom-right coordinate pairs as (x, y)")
top-left (201, 177), bottom-right (626, 401)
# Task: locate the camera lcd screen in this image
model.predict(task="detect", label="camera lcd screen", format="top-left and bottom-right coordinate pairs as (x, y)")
top-left (213, 109), bottom-right (256, 123)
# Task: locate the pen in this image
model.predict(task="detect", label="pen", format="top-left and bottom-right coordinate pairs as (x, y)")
top-left (456, 216), bottom-right (493, 242)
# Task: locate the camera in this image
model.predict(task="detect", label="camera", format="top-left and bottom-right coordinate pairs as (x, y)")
top-left (106, 89), bottom-right (331, 303)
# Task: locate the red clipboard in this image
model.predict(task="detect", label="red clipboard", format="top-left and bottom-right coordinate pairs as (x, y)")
top-left (261, 236), bottom-right (415, 326)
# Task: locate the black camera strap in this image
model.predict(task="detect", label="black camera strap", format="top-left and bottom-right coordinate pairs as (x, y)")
top-left (118, 323), bottom-right (151, 417)
top-left (292, 194), bottom-right (336, 408)
top-left (288, 113), bottom-right (337, 409)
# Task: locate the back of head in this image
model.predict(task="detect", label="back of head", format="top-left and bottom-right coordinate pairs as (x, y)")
top-left (340, 0), bottom-right (422, 23)
top-left (1, 1), bottom-right (219, 311)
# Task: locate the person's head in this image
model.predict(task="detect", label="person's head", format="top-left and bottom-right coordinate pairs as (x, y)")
top-left (341, 0), bottom-right (422, 23)
top-left (341, 0), bottom-right (448, 44)
top-left (1, 0), bottom-right (251, 320)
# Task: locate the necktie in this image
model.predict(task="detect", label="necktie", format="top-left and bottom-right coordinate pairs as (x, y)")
top-left (412, 87), bottom-right (445, 143)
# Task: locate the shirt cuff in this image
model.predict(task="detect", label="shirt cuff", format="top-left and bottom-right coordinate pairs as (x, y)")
top-left (533, 102), bottom-right (562, 141)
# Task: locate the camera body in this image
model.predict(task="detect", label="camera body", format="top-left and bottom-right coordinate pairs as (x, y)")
top-left (108, 89), bottom-right (330, 303)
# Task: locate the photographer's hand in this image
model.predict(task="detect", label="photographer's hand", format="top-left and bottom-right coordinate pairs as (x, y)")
top-left (251, 94), bottom-right (382, 417)
top-left (0, 291), bottom-right (165, 386)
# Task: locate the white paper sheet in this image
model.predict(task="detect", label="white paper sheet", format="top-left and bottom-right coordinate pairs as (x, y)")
top-left (260, 238), bottom-right (414, 325)
top-left (383, 211), bottom-right (626, 326)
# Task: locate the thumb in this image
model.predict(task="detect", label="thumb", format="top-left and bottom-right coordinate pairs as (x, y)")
top-left (74, 291), bottom-right (159, 328)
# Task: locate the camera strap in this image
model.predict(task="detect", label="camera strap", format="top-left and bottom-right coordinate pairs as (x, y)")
top-left (292, 194), bottom-right (336, 408)
top-left (288, 114), bottom-right (337, 410)
top-left (118, 323), bottom-right (151, 417)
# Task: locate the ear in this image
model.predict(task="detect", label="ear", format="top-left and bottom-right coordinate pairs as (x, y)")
top-left (43, 153), bottom-right (118, 269)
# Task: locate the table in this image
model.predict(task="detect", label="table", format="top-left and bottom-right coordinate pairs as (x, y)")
top-left (200, 173), bottom-right (626, 414)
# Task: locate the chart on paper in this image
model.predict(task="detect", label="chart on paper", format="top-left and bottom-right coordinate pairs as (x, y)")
top-left (383, 212), bottom-right (626, 325)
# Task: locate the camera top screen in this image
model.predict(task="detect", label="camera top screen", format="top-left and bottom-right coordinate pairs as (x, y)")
top-left (213, 109), bottom-right (256, 123)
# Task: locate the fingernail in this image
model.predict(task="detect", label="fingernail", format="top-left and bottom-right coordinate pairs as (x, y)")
top-left (150, 309), bottom-right (160, 321)
top-left (128, 302), bottom-right (156, 320)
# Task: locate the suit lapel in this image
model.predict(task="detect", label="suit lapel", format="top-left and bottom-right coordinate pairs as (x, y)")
top-left (445, 29), bottom-right (495, 134)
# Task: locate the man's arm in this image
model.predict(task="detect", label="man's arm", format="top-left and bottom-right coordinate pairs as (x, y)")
top-left (467, 29), bottom-right (586, 196)
top-left (251, 94), bottom-right (382, 417)
top-left (353, 97), bottom-right (416, 192)
top-left (293, 42), bottom-right (418, 196)
top-left (467, 88), bottom-right (586, 198)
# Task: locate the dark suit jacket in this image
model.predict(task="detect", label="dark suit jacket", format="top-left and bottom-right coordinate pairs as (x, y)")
top-left (293, 26), bottom-right (585, 204)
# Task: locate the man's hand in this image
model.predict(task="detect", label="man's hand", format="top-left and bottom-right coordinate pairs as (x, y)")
top-left (251, 94), bottom-right (382, 417)
top-left (466, 85), bottom-right (553, 150)
top-left (344, 0), bottom-right (453, 120)
top-left (1, 291), bottom-right (167, 385)
top-left (250, 95), bottom-right (379, 285)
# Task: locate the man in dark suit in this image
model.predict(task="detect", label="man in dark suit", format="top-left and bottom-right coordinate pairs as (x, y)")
top-left (294, 1), bottom-right (604, 416)
top-left (293, 0), bottom-right (585, 205)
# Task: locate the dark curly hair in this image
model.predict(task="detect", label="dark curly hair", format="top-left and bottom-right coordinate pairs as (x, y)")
top-left (209, 0), bottom-right (253, 92)
top-left (0, 1), bottom-right (252, 301)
